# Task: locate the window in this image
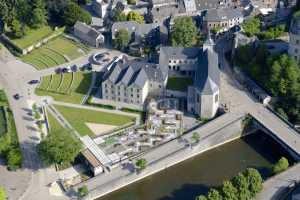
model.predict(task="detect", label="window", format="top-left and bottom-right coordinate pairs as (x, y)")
top-left (295, 48), bottom-right (298, 53)
top-left (137, 100), bottom-right (139, 104)
top-left (137, 89), bottom-right (140, 92)
top-left (295, 56), bottom-right (298, 60)
top-left (137, 94), bottom-right (140, 98)
top-left (215, 94), bottom-right (219, 103)
top-left (296, 40), bottom-right (300, 45)
top-left (105, 84), bottom-right (107, 88)
top-left (158, 85), bottom-right (161, 88)
top-left (118, 98), bottom-right (120, 101)
top-left (169, 60), bottom-right (172, 63)
top-left (169, 65), bottom-right (171, 69)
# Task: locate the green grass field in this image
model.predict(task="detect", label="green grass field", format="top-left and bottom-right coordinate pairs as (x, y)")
top-left (8, 26), bottom-right (63, 49)
top-left (166, 77), bottom-right (193, 91)
top-left (21, 36), bottom-right (89, 70)
top-left (36, 72), bottom-right (92, 104)
top-left (46, 110), bottom-right (64, 133)
top-left (54, 105), bottom-right (135, 136)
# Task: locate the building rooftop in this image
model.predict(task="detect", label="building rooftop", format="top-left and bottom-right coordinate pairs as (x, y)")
top-left (290, 14), bottom-right (300, 35)
top-left (103, 58), bottom-right (167, 88)
top-left (74, 21), bottom-right (102, 39)
top-left (204, 7), bottom-right (243, 22)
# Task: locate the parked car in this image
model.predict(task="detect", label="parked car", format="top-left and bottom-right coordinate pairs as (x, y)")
top-left (55, 68), bottom-right (62, 74)
top-left (13, 94), bottom-right (20, 100)
top-left (80, 63), bottom-right (92, 71)
top-left (71, 65), bottom-right (77, 72)
top-left (61, 68), bottom-right (69, 73)
top-left (28, 80), bottom-right (39, 84)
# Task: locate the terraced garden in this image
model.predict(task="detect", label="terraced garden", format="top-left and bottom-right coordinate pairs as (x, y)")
top-left (36, 72), bottom-right (92, 104)
top-left (21, 36), bottom-right (89, 70)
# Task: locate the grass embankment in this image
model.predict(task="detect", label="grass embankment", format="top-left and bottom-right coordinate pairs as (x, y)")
top-left (36, 72), bottom-right (92, 104)
top-left (8, 26), bottom-right (64, 49)
top-left (0, 90), bottom-right (22, 170)
top-left (21, 36), bottom-right (89, 70)
top-left (54, 105), bottom-right (136, 136)
top-left (166, 77), bottom-right (193, 91)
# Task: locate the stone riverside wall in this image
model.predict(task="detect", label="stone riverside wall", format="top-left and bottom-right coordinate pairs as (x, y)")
top-left (77, 114), bottom-right (253, 200)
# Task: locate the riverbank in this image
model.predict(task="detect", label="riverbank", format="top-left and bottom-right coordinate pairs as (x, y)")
top-left (74, 113), bottom-right (248, 199)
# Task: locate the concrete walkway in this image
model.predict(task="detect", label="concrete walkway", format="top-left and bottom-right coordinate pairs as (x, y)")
top-left (256, 164), bottom-right (300, 200)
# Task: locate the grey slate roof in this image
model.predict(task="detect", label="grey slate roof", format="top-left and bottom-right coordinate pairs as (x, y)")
top-left (204, 8), bottom-right (243, 22)
top-left (194, 48), bottom-right (220, 94)
top-left (103, 58), bottom-right (166, 88)
top-left (290, 15), bottom-right (300, 35)
top-left (111, 21), bottom-right (159, 38)
top-left (159, 42), bottom-right (219, 95)
top-left (195, 0), bottom-right (226, 11)
top-left (74, 21), bottom-right (101, 39)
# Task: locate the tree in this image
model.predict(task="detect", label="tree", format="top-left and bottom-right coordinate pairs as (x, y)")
top-left (7, 148), bottom-right (22, 170)
top-left (244, 168), bottom-right (263, 197)
top-left (272, 157), bottom-right (289, 174)
top-left (242, 17), bottom-right (261, 37)
top-left (46, 0), bottom-right (70, 24)
top-left (171, 16), bottom-right (198, 47)
top-left (10, 18), bottom-right (24, 38)
top-left (112, 8), bottom-right (127, 22)
top-left (113, 29), bottom-right (130, 50)
top-left (196, 195), bottom-right (207, 200)
top-left (192, 132), bottom-right (200, 143)
top-left (62, 2), bottom-right (91, 26)
top-left (135, 158), bottom-right (147, 170)
top-left (0, 186), bottom-right (6, 200)
top-left (38, 129), bottom-right (82, 166)
top-left (231, 173), bottom-right (251, 200)
top-left (127, 11), bottom-right (144, 24)
top-left (31, 8), bottom-right (47, 28)
top-left (221, 181), bottom-right (238, 200)
top-left (78, 185), bottom-right (89, 197)
top-left (207, 189), bottom-right (223, 200)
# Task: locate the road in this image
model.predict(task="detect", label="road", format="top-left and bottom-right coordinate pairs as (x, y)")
top-left (0, 45), bottom-right (135, 200)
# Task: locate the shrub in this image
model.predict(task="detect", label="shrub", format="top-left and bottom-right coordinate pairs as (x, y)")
top-left (7, 147), bottom-right (22, 170)
top-left (135, 158), bottom-right (147, 170)
top-left (78, 185), bottom-right (88, 197)
top-left (272, 157), bottom-right (289, 174)
top-left (0, 186), bottom-right (6, 200)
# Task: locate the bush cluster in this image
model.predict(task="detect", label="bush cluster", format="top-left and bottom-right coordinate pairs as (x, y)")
top-left (195, 168), bottom-right (263, 200)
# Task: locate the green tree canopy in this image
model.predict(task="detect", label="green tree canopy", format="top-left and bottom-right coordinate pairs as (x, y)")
top-left (63, 2), bottom-right (91, 26)
top-left (112, 8), bottom-right (127, 22)
top-left (127, 11), bottom-right (144, 24)
top-left (207, 189), bottom-right (223, 200)
top-left (221, 181), bottom-right (238, 200)
top-left (196, 195), bottom-right (207, 200)
top-left (231, 173), bottom-right (251, 200)
top-left (272, 157), bottom-right (289, 174)
top-left (135, 158), bottom-right (147, 170)
top-left (171, 16), bottom-right (198, 47)
top-left (113, 29), bottom-right (130, 50)
top-left (78, 185), bottom-right (89, 197)
top-left (244, 168), bottom-right (263, 197)
top-left (242, 17), bottom-right (261, 37)
top-left (10, 19), bottom-right (24, 38)
top-left (38, 129), bottom-right (82, 166)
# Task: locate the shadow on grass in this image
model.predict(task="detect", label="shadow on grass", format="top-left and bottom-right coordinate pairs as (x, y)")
top-left (74, 73), bottom-right (92, 94)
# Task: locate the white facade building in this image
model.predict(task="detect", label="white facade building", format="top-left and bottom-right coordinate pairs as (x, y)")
top-left (101, 58), bottom-right (168, 107)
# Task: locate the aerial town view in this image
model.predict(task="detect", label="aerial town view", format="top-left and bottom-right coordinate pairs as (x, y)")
top-left (1, 0), bottom-right (300, 199)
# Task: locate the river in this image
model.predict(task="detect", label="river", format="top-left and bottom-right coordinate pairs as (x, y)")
top-left (98, 131), bottom-right (294, 200)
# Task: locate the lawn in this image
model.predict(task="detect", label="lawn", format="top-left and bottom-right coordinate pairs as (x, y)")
top-left (54, 105), bottom-right (136, 136)
top-left (48, 74), bottom-right (62, 91)
top-left (46, 109), bottom-right (64, 133)
top-left (166, 77), bottom-right (193, 91)
top-left (21, 36), bottom-right (89, 70)
top-left (7, 26), bottom-right (63, 49)
top-left (59, 73), bottom-right (73, 93)
top-left (36, 72), bottom-right (92, 104)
